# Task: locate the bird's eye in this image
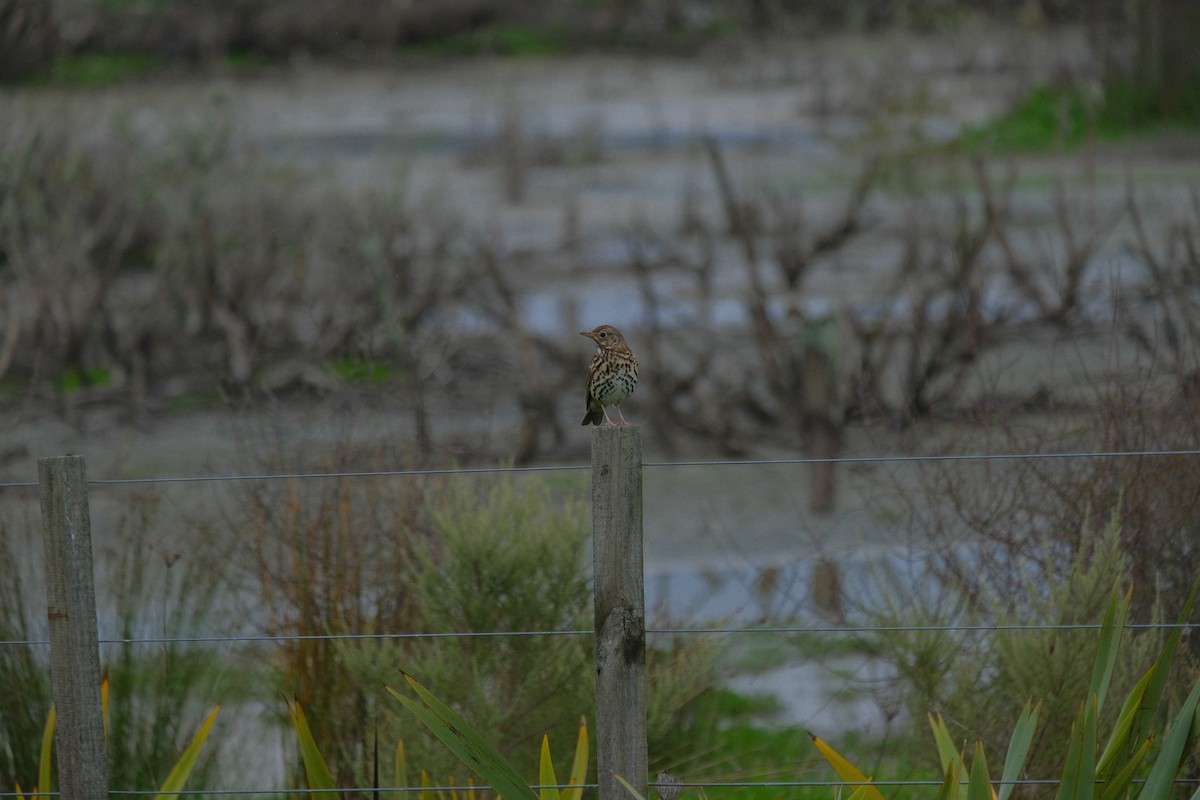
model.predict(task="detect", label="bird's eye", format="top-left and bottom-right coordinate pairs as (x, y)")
top-left (599, 332), bottom-right (607, 337)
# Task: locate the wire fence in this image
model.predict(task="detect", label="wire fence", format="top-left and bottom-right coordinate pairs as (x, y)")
top-left (5, 443), bottom-right (1200, 798)
top-left (3, 446), bottom-right (1200, 490)
top-left (5, 777), bottom-right (1200, 799)
top-left (5, 620), bottom-right (1200, 650)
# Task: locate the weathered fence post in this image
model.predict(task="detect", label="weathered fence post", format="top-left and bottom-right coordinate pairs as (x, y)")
top-left (39, 455), bottom-right (109, 800)
top-left (799, 312), bottom-right (843, 515)
top-left (591, 426), bottom-right (647, 800)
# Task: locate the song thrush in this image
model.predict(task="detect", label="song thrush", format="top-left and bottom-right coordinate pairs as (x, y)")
top-left (581, 324), bottom-right (638, 426)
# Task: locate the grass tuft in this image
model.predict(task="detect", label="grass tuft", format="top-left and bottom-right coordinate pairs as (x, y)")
top-left (48, 52), bottom-right (167, 86)
top-left (963, 79), bottom-right (1200, 153)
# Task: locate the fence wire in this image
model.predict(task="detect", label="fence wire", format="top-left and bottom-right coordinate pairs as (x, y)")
top-left (3, 620), bottom-right (1200, 649)
top-left (3, 776), bottom-right (1200, 797)
top-left (5, 448), bottom-right (1200, 797)
top-left (1, 447), bottom-right (1199, 489)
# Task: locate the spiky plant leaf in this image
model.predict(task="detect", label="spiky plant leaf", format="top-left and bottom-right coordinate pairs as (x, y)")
top-left (1099, 737), bottom-right (1152, 800)
top-left (612, 771), bottom-right (646, 800)
top-left (1097, 662), bottom-right (1157, 779)
top-left (1135, 674), bottom-right (1200, 800)
top-left (1089, 588), bottom-right (1129, 712)
top-left (810, 732), bottom-right (888, 800)
top-left (929, 713), bottom-right (968, 795)
top-left (38, 704), bottom-right (54, 797)
top-left (563, 718), bottom-right (588, 800)
top-left (539, 735), bottom-right (559, 800)
top-left (388, 674), bottom-right (538, 800)
top-left (154, 705), bottom-right (219, 799)
top-left (966, 742), bottom-right (993, 800)
top-left (997, 700), bottom-right (1039, 800)
top-left (286, 698), bottom-right (337, 793)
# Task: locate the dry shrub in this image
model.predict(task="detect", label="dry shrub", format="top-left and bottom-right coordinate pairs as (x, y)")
top-left (1123, 184), bottom-right (1200, 391)
top-left (0, 104), bottom-right (576, 461)
top-left (629, 149), bottom-right (1197, 466)
top-left (0, 125), bottom-right (160, 390)
top-left (240, 470), bottom-right (435, 784)
top-left (0, 111), bottom-right (484, 428)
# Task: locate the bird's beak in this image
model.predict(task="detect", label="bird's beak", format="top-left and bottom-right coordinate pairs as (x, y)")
top-left (579, 331), bottom-right (592, 339)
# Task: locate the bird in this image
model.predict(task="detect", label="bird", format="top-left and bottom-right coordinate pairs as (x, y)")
top-left (580, 324), bottom-right (638, 426)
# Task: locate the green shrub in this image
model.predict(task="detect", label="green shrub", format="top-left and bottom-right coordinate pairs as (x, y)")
top-left (337, 474), bottom-right (596, 783)
top-left (820, 586), bottom-right (1200, 800)
top-left (100, 490), bottom-right (234, 793)
top-left (0, 489), bottom-right (229, 795)
top-left (961, 85), bottom-right (1095, 151)
top-left (0, 519), bottom-right (50, 795)
top-left (867, 511), bottom-right (1165, 782)
top-left (963, 76), bottom-right (1200, 153)
top-left (48, 52), bottom-right (167, 86)
top-left (226, 426), bottom-right (721, 789)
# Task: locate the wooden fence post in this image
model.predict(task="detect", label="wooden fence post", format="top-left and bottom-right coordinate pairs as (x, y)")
top-left (800, 313), bottom-right (843, 515)
top-left (591, 426), bottom-right (647, 800)
top-left (39, 455), bottom-right (109, 800)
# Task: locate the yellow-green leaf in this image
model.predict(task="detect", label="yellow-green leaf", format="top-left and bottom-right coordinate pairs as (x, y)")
top-left (539, 734), bottom-right (560, 800)
top-left (287, 698), bottom-right (337, 793)
top-left (1089, 588), bottom-right (1130, 712)
top-left (1059, 695), bottom-right (1097, 800)
top-left (384, 739), bottom-right (409, 800)
top-left (38, 704), bottom-right (54, 798)
top-left (997, 700), bottom-right (1039, 800)
top-left (929, 713), bottom-right (966, 781)
top-left (563, 718), bottom-right (588, 800)
top-left (966, 741), bottom-right (994, 800)
top-left (154, 705), bottom-right (219, 799)
top-left (389, 674), bottom-right (538, 800)
top-left (1129, 579), bottom-right (1198, 749)
top-left (1097, 662), bottom-right (1156, 779)
top-left (811, 733), bottom-right (888, 800)
top-left (1078, 695), bottom-right (1098, 800)
top-left (1099, 737), bottom-right (1152, 800)
top-left (101, 676), bottom-right (109, 740)
top-left (1135, 673), bottom-right (1200, 800)
top-left (612, 771), bottom-right (647, 800)
top-left (936, 759), bottom-right (962, 800)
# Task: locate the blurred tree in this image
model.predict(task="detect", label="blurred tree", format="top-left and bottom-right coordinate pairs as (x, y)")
top-left (1089, 0), bottom-right (1200, 125)
top-left (0, 0), bottom-right (54, 80)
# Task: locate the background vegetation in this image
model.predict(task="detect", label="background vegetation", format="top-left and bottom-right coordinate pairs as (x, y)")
top-left (3, 0), bottom-right (1199, 130)
top-left (3, 0), bottom-right (1200, 796)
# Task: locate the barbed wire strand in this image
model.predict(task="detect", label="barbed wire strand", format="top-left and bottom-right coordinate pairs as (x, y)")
top-left (1, 447), bottom-right (1199, 490)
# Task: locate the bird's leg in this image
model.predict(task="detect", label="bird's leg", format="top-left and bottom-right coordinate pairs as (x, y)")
top-left (616, 407), bottom-right (630, 426)
top-left (603, 406), bottom-right (618, 426)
